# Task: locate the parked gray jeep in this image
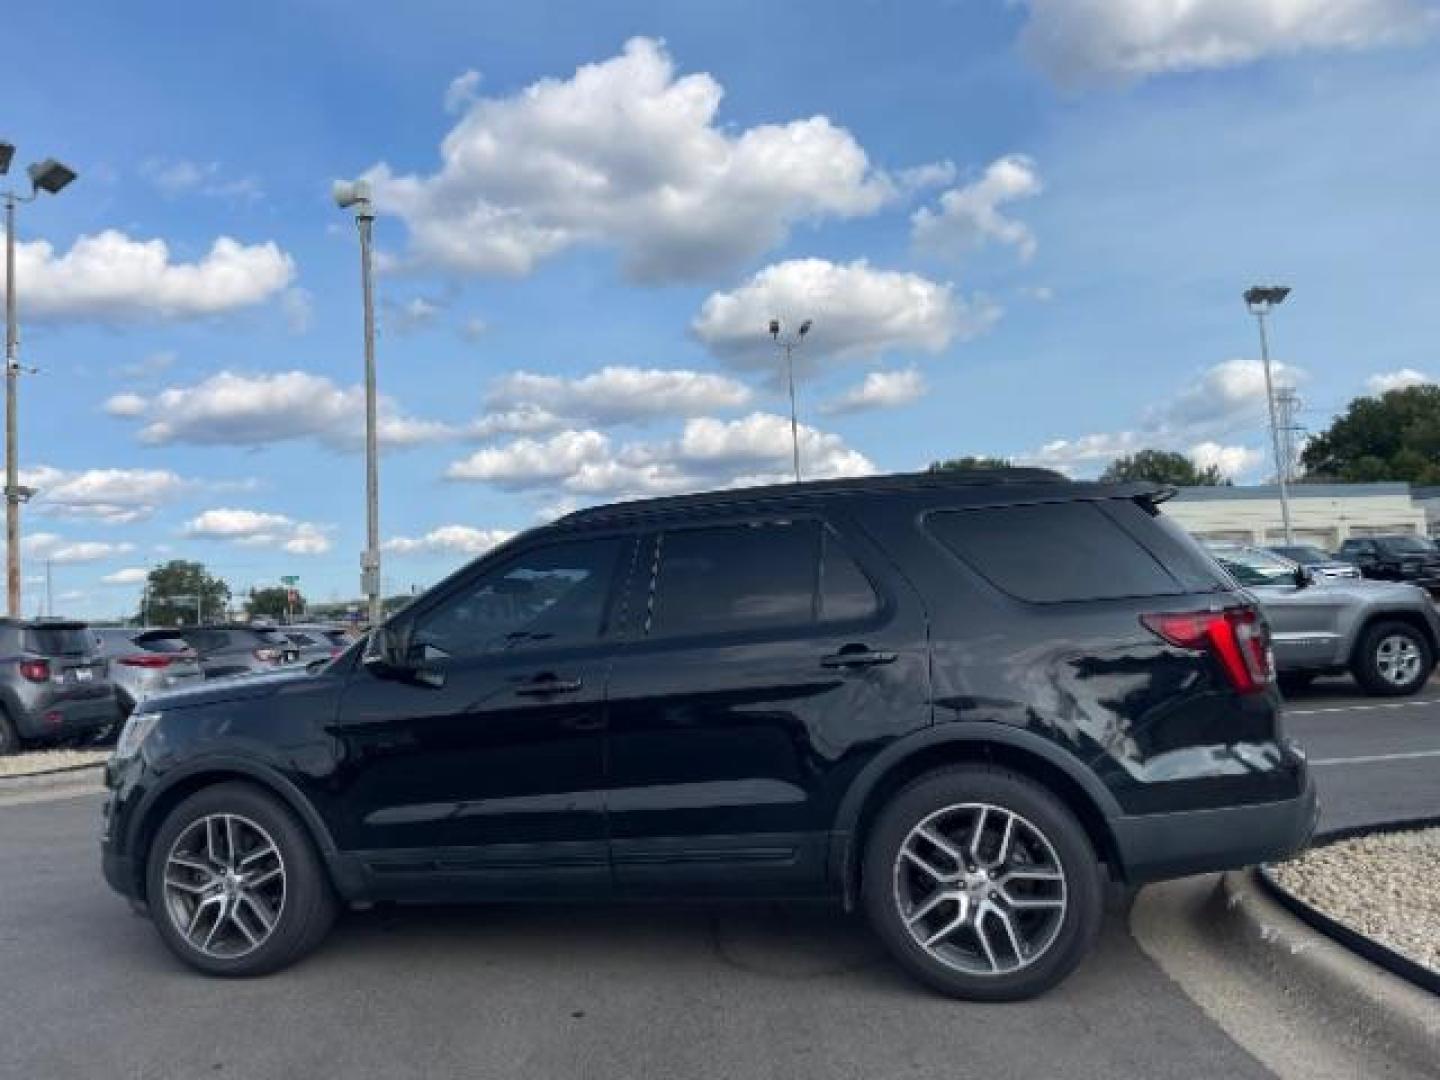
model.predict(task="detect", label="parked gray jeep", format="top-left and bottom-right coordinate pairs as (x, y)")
top-left (1207, 544), bottom-right (1440, 696)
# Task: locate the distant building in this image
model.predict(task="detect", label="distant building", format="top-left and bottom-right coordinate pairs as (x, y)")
top-left (1163, 483), bottom-right (1427, 549)
top-left (1412, 486), bottom-right (1440, 539)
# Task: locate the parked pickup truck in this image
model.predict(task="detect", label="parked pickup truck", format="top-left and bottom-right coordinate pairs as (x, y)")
top-left (1206, 544), bottom-right (1439, 696)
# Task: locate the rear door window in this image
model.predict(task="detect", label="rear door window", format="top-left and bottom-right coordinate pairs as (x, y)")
top-left (820, 530), bottom-right (881, 622)
top-left (926, 501), bottom-right (1185, 603)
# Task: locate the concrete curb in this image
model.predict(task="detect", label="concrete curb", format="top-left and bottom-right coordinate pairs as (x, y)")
top-left (1218, 868), bottom-right (1439, 1069)
top-left (0, 762), bottom-right (105, 793)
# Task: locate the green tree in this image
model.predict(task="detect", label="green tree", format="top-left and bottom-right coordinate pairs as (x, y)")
top-left (142, 560), bottom-right (231, 627)
top-left (1300, 385), bottom-right (1440, 485)
top-left (1098, 449), bottom-right (1229, 486)
top-left (246, 586), bottom-right (305, 621)
top-left (928, 456), bottom-right (1013, 472)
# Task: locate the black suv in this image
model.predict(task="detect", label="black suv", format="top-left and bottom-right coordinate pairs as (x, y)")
top-left (1337, 535), bottom-right (1440, 591)
top-left (101, 471), bottom-right (1315, 999)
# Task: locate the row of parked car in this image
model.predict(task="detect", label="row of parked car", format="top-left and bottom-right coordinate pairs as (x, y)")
top-left (1269, 534), bottom-right (1440, 591)
top-left (0, 620), bottom-right (354, 755)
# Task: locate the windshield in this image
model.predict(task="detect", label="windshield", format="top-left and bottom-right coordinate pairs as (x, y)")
top-left (24, 624), bottom-right (94, 656)
top-left (1208, 547), bottom-right (1297, 587)
top-left (1273, 545), bottom-right (1328, 564)
top-left (1380, 536), bottom-right (1435, 555)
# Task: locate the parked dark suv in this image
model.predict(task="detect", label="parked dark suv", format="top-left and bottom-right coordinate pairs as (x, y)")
top-left (1337, 535), bottom-right (1440, 591)
top-left (0, 619), bottom-right (116, 754)
top-left (101, 471), bottom-right (1315, 999)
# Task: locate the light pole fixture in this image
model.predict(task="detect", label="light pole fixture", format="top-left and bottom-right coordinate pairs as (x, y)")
top-left (3, 140), bottom-right (77, 617)
top-left (770, 317), bottom-right (812, 484)
top-left (334, 178), bottom-right (383, 627)
top-left (1245, 284), bottom-right (1293, 545)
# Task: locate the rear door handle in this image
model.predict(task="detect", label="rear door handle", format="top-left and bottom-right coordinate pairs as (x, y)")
top-left (515, 674), bottom-right (584, 696)
top-left (820, 649), bottom-right (897, 669)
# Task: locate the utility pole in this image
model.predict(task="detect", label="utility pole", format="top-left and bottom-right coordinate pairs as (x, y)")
top-left (768, 318), bottom-right (813, 483)
top-left (1244, 286), bottom-right (1293, 545)
top-left (2, 147), bottom-right (77, 617)
top-left (1274, 386), bottom-right (1303, 486)
top-left (334, 179), bottom-right (382, 626)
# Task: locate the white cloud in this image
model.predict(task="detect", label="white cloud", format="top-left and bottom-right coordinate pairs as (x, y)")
top-left (692, 258), bottom-right (989, 379)
top-left (0, 230), bottom-right (294, 322)
top-left (467, 405), bottom-right (567, 440)
top-left (20, 465), bottom-right (190, 524)
top-left (821, 368), bottom-right (927, 414)
top-left (101, 568), bottom-right (149, 586)
top-left (140, 158), bottom-right (264, 201)
top-left (484, 366), bottom-right (752, 426)
top-left (384, 525), bottom-right (515, 557)
top-left (183, 508), bottom-right (333, 556)
top-left (365, 37), bottom-right (931, 282)
top-left (22, 532), bottom-right (135, 565)
top-left (103, 393), bottom-right (149, 418)
top-left (119, 370), bottom-right (455, 451)
top-left (1017, 0), bottom-right (1435, 85)
top-left (444, 69), bottom-right (483, 113)
top-left (1025, 431), bottom-right (1146, 471)
top-left (1189, 441), bottom-right (1265, 477)
top-left (1156, 357), bottom-right (1301, 430)
top-left (1366, 368), bottom-right (1434, 394)
top-left (912, 155), bottom-right (1043, 262)
top-left (445, 412), bottom-right (874, 500)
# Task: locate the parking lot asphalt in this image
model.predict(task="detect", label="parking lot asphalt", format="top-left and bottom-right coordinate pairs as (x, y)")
top-left (0, 679), bottom-right (1435, 1080)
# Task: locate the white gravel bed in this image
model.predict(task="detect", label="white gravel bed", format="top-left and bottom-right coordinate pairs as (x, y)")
top-left (0, 748), bottom-right (109, 778)
top-left (1271, 828), bottom-right (1440, 974)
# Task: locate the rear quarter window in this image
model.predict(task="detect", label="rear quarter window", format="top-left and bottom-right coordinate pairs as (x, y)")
top-left (926, 501), bottom-right (1189, 603)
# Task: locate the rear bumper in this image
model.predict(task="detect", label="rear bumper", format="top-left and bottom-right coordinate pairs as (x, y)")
top-left (1111, 766), bottom-right (1318, 884)
top-left (14, 694), bottom-right (117, 738)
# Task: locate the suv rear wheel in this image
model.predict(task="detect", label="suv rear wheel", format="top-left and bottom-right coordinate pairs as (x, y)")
top-left (862, 765), bottom-right (1103, 1001)
top-left (0, 708), bottom-right (19, 756)
top-left (1353, 621), bottom-right (1433, 697)
top-left (145, 782), bottom-right (336, 976)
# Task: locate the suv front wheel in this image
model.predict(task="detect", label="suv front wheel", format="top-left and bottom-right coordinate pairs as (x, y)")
top-left (1352, 621), bottom-right (1433, 697)
top-left (145, 782), bottom-right (337, 976)
top-left (862, 765), bottom-right (1103, 1001)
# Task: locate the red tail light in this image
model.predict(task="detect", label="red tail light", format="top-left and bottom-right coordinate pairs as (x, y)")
top-left (1141, 607), bottom-right (1274, 694)
top-left (119, 654), bottom-right (173, 669)
top-left (19, 659), bottom-right (51, 683)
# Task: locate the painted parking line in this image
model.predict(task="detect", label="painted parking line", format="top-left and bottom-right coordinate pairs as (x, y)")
top-left (1311, 749), bottom-right (1440, 766)
top-left (1286, 699), bottom-right (1440, 717)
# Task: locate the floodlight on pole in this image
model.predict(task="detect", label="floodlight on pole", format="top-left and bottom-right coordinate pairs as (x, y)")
top-left (3, 140), bottom-right (77, 616)
top-left (1245, 284), bottom-right (1294, 545)
top-left (770, 317), bottom-right (812, 484)
top-left (334, 176), bottom-right (382, 627)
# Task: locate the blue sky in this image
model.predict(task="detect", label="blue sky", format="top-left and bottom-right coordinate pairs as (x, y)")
top-left (2, 0), bottom-right (1438, 618)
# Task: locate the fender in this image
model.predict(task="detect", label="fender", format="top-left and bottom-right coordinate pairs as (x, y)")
top-left (828, 720), bottom-right (1124, 901)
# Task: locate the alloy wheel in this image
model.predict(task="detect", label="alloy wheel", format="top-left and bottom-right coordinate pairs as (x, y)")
top-left (1375, 633), bottom-right (1423, 687)
top-left (892, 803), bottom-right (1067, 976)
top-left (161, 813), bottom-right (287, 960)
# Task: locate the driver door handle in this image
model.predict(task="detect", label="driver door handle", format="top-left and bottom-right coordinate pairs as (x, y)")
top-left (515, 674), bottom-right (584, 696)
top-left (820, 647), bottom-right (897, 669)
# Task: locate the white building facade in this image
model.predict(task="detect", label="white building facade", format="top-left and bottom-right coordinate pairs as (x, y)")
top-left (1163, 483), bottom-right (1427, 549)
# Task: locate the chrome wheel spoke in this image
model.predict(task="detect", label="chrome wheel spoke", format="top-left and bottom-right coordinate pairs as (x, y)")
top-left (165, 812), bottom-right (286, 960)
top-left (916, 825), bottom-right (966, 870)
top-left (971, 909), bottom-right (1000, 972)
top-left (901, 846), bottom-right (953, 883)
top-left (988, 903), bottom-right (1025, 966)
top-left (967, 807), bottom-right (989, 864)
top-left (923, 904), bottom-right (970, 949)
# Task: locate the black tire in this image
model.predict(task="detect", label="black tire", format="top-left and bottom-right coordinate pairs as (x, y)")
top-left (862, 765), bottom-right (1103, 1001)
top-left (0, 708), bottom-right (19, 756)
top-left (1351, 621), bottom-right (1434, 697)
top-left (144, 782), bottom-right (337, 976)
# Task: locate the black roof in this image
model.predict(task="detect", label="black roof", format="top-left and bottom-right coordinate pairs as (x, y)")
top-left (558, 468), bottom-right (1162, 526)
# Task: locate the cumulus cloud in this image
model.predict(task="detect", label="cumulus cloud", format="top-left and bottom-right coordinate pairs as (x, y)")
top-left (103, 393), bottom-right (149, 418)
top-left (692, 259), bottom-right (988, 379)
top-left (912, 155), bottom-right (1043, 262)
top-left (183, 508), bottom-right (333, 555)
top-left (115, 370), bottom-right (455, 451)
top-left (1017, 0), bottom-right (1435, 85)
top-left (23, 532), bottom-right (135, 565)
top-left (445, 412), bottom-right (874, 500)
top-left (1156, 357), bottom-right (1301, 430)
top-left (1189, 441), bottom-right (1265, 477)
top-left (101, 568), bottom-right (149, 586)
top-left (0, 230), bottom-right (294, 322)
top-left (821, 368), bottom-right (927, 415)
top-left (1366, 368), bottom-right (1434, 394)
top-left (483, 366), bottom-right (752, 427)
top-left (384, 525), bottom-right (515, 557)
top-left (20, 465), bottom-right (190, 524)
top-left (365, 38), bottom-right (933, 282)
top-left (443, 69), bottom-right (483, 113)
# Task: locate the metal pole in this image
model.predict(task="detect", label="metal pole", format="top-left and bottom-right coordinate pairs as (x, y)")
top-left (5, 195), bottom-right (20, 616)
top-left (785, 341), bottom-right (801, 483)
top-left (44, 558), bottom-right (51, 616)
top-left (1255, 308), bottom-right (1293, 545)
top-left (357, 209), bottom-right (381, 626)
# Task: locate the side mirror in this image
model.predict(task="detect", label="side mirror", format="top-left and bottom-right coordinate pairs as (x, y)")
top-left (362, 622), bottom-right (410, 675)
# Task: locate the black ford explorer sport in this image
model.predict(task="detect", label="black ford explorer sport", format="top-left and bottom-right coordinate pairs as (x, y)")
top-left (101, 469), bottom-right (1315, 1000)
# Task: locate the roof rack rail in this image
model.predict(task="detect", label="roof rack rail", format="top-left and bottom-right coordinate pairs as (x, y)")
top-left (559, 467), bottom-right (1071, 525)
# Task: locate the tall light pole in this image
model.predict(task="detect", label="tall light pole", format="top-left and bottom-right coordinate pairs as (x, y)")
top-left (334, 179), bottom-right (382, 627)
top-left (2, 144), bottom-right (77, 617)
top-left (1245, 285), bottom-right (1293, 545)
top-left (769, 317), bottom-right (812, 483)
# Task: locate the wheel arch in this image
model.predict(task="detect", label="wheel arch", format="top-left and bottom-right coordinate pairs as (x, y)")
top-left (126, 757), bottom-right (350, 904)
top-left (830, 724), bottom-right (1124, 908)
top-left (1349, 610), bottom-right (1439, 667)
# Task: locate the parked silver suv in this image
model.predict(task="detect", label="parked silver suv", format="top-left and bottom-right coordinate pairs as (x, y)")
top-left (1207, 544), bottom-right (1440, 696)
top-left (92, 627), bottom-right (205, 718)
top-left (0, 618), bottom-right (117, 754)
